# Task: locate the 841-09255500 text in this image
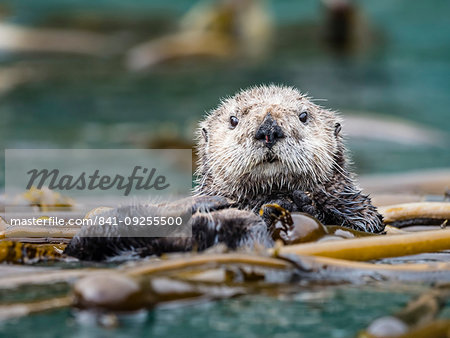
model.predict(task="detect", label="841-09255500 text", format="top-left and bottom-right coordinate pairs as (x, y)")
top-left (94, 216), bottom-right (183, 226)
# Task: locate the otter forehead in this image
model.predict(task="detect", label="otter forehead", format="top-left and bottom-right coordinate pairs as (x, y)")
top-left (233, 85), bottom-right (304, 107)
top-left (218, 85), bottom-right (311, 117)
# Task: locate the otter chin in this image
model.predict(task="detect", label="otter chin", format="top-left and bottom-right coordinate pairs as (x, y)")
top-left (195, 84), bottom-right (384, 233)
top-left (263, 152), bottom-right (280, 163)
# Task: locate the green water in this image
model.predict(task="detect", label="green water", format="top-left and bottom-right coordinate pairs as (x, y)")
top-left (0, 284), bottom-right (442, 338)
top-left (0, 0), bottom-right (449, 188)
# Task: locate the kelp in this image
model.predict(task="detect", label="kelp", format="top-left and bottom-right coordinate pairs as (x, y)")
top-left (1, 250), bottom-right (450, 321)
top-left (276, 228), bottom-right (450, 261)
top-left (0, 296), bottom-right (72, 321)
top-left (2, 252), bottom-right (450, 320)
top-left (124, 253), bottom-right (291, 277)
top-left (0, 241), bottom-right (66, 264)
top-left (379, 202), bottom-right (450, 224)
top-left (262, 204), bottom-right (377, 245)
top-left (2, 250), bottom-right (450, 291)
top-left (4, 225), bottom-right (80, 239)
top-left (0, 268), bottom-right (109, 290)
top-left (1, 201), bottom-right (450, 320)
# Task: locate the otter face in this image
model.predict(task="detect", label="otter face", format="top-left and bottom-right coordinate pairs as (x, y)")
top-left (196, 85), bottom-right (343, 198)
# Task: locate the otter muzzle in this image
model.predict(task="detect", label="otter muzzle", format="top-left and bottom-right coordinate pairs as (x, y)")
top-left (255, 113), bottom-right (285, 149)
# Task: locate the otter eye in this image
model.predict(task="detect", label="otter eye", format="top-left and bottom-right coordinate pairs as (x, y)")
top-left (299, 112), bottom-right (308, 123)
top-left (229, 116), bottom-right (239, 128)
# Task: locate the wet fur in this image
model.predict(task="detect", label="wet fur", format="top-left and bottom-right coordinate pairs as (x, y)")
top-left (65, 85), bottom-right (383, 261)
top-left (64, 196), bottom-right (271, 261)
top-left (195, 84), bottom-right (383, 232)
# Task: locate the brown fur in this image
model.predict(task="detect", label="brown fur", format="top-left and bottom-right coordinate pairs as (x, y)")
top-left (194, 84), bottom-right (384, 232)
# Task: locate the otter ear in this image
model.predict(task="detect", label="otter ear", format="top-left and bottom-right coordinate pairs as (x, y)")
top-left (334, 123), bottom-right (342, 137)
top-left (201, 128), bottom-right (208, 142)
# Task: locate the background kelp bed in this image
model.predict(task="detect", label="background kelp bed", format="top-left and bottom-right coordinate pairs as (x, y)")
top-left (0, 0), bottom-right (449, 187)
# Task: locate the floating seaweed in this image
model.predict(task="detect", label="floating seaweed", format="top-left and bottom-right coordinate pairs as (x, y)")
top-left (0, 200), bottom-right (449, 328)
top-left (262, 203), bottom-right (376, 245)
top-left (379, 202), bottom-right (450, 228)
top-left (0, 241), bottom-right (66, 264)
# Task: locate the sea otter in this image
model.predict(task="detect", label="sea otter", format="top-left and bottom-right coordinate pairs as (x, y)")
top-left (195, 84), bottom-right (383, 231)
top-left (65, 85), bottom-right (384, 260)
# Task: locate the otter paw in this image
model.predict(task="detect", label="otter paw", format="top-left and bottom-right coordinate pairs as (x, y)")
top-left (292, 191), bottom-right (317, 217)
top-left (260, 199), bottom-right (296, 226)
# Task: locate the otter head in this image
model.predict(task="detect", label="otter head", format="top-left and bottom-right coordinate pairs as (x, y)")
top-left (195, 85), bottom-right (344, 201)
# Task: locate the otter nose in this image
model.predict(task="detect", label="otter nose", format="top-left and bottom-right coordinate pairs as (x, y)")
top-left (255, 113), bottom-right (285, 149)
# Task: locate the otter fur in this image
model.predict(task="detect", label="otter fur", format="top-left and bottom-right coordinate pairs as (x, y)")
top-left (65, 85), bottom-right (383, 261)
top-left (65, 196), bottom-right (271, 261)
top-left (195, 85), bottom-right (383, 232)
